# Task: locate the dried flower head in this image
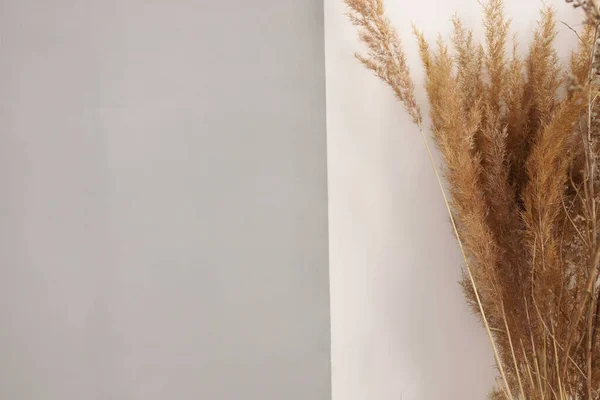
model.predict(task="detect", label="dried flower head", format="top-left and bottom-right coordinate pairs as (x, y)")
top-left (567, 0), bottom-right (600, 24)
top-left (346, 0), bottom-right (422, 125)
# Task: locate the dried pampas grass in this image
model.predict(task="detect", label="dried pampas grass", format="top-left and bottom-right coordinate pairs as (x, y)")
top-left (346, 0), bottom-right (600, 398)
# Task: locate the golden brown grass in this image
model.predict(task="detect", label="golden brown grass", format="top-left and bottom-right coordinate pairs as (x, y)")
top-left (346, 0), bottom-right (600, 398)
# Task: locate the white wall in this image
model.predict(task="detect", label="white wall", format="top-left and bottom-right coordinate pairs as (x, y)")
top-left (0, 1), bottom-right (330, 399)
top-left (325, 1), bottom-right (580, 399)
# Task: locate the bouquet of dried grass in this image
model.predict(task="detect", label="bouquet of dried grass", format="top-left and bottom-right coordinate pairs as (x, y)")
top-left (346, 0), bottom-right (600, 398)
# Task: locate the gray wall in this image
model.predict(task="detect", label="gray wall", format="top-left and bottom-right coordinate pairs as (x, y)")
top-left (0, 1), bottom-right (330, 399)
